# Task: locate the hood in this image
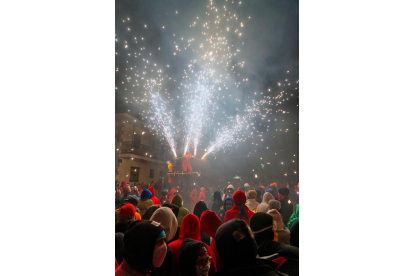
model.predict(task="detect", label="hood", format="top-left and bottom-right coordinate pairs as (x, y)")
top-left (150, 207), bottom-right (178, 242)
top-left (262, 192), bottom-right (275, 204)
top-left (171, 194), bottom-right (183, 207)
top-left (148, 187), bottom-right (156, 197)
top-left (119, 204), bottom-right (136, 220)
top-left (215, 219), bottom-right (257, 266)
top-left (123, 220), bottom-right (165, 274)
top-left (200, 210), bottom-right (222, 238)
top-left (267, 209), bottom-right (284, 231)
top-left (287, 204), bottom-right (299, 228)
top-left (246, 189), bottom-right (257, 199)
top-left (223, 197), bottom-right (235, 211)
top-left (141, 205), bottom-right (161, 220)
top-left (193, 201), bottom-right (208, 219)
top-left (162, 203), bottom-right (180, 218)
top-left (268, 199), bottom-right (280, 211)
top-left (213, 191), bottom-right (222, 202)
top-left (250, 212), bottom-right (275, 244)
top-left (179, 238), bottom-right (206, 276)
top-left (179, 214), bottom-right (201, 241)
top-left (227, 184), bottom-right (235, 191)
top-left (141, 189), bottom-right (152, 200)
top-left (232, 190), bottom-right (246, 205)
top-left (278, 187), bottom-right (290, 196)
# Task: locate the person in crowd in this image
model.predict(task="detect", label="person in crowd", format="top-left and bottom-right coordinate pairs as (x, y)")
top-left (289, 221), bottom-right (299, 248)
top-left (243, 183), bottom-right (250, 194)
top-left (115, 203), bottom-right (141, 234)
top-left (115, 220), bottom-right (167, 276)
top-left (256, 192), bottom-right (275, 213)
top-left (148, 186), bottom-right (162, 205)
top-left (211, 191), bottom-right (223, 216)
top-left (179, 239), bottom-right (212, 276)
top-left (208, 193), bottom-right (214, 209)
top-left (116, 195), bottom-right (141, 222)
top-left (190, 186), bottom-right (198, 214)
top-left (168, 186), bottom-right (177, 203)
top-left (131, 186), bottom-right (140, 199)
top-left (218, 197), bottom-right (234, 222)
top-left (214, 219), bottom-right (278, 276)
top-left (268, 199), bottom-right (281, 214)
top-left (193, 201), bottom-right (210, 246)
top-left (116, 188), bottom-right (123, 209)
top-left (245, 189), bottom-right (259, 213)
top-left (278, 187), bottom-right (294, 226)
top-left (137, 189), bottom-right (154, 216)
top-left (150, 207), bottom-right (179, 276)
top-left (141, 205), bottom-right (161, 220)
top-left (171, 193), bottom-right (189, 226)
top-left (200, 210), bottom-right (223, 270)
top-left (268, 183), bottom-right (278, 199)
top-left (121, 185), bottom-right (133, 205)
top-left (267, 208), bottom-right (291, 245)
top-left (162, 203), bottom-right (181, 243)
top-left (256, 189), bottom-right (262, 204)
top-left (221, 184), bottom-right (234, 201)
top-left (224, 190), bottom-right (254, 224)
top-left (250, 212), bottom-right (299, 276)
top-left (115, 232), bottom-right (124, 266)
top-left (168, 214), bottom-right (216, 276)
top-left (161, 190), bottom-right (169, 204)
top-left (287, 204), bottom-right (299, 230)
top-left (198, 187), bottom-right (206, 202)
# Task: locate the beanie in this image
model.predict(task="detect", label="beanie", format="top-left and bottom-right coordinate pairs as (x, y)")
top-left (141, 189), bottom-right (153, 200)
top-left (278, 187), bottom-right (290, 196)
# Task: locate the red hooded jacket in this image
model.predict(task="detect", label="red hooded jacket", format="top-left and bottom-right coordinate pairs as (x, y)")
top-left (224, 190), bottom-right (254, 225)
top-left (168, 214), bottom-right (216, 275)
top-left (168, 187), bottom-right (176, 203)
top-left (148, 187), bottom-right (161, 205)
top-left (189, 188), bottom-right (198, 203)
top-left (200, 210), bottom-right (223, 270)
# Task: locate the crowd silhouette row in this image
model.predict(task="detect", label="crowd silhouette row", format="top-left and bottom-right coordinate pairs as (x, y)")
top-left (115, 181), bottom-right (299, 276)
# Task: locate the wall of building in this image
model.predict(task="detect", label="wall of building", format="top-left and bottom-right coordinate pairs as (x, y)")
top-left (117, 158), bottom-right (166, 185)
top-left (116, 113), bottom-right (167, 185)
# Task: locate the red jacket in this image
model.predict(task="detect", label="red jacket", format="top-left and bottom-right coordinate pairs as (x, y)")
top-left (200, 210), bottom-right (223, 270)
top-left (224, 204), bottom-right (254, 225)
top-left (168, 214), bottom-right (216, 275)
top-left (148, 187), bottom-right (161, 205)
top-left (168, 187), bottom-right (176, 203)
top-left (189, 188), bottom-right (198, 203)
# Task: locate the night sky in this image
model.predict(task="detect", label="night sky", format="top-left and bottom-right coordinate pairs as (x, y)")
top-left (115, 0), bottom-right (299, 185)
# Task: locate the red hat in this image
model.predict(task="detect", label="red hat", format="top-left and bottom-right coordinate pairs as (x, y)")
top-left (120, 203), bottom-right (136, 219)
top-left (122, 181), bottom-right (128, 188)
top-left (232, 190), bottom-right (246, 205)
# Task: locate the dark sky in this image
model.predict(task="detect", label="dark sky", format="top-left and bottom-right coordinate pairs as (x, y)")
top-left (115, 0), bottom-right (299, 185)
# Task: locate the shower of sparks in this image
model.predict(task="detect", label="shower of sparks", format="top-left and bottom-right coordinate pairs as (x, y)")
top-left (148, 85), bottom-right (177, 157)
top-left (115, 0), bottom-right (299, 160)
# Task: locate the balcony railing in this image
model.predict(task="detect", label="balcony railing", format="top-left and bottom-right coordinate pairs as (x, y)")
top-left (121, 141), bottom-right (164, 160)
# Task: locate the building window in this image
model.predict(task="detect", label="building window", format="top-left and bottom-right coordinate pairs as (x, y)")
top-left (130, 167), bottom-right (139, 182)
top-left (159, 170), bottom-right (163, 180)
top-left (133, 133), bottom-right (141, 148)
top-left (149, 169), bottom-right (154, 178)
